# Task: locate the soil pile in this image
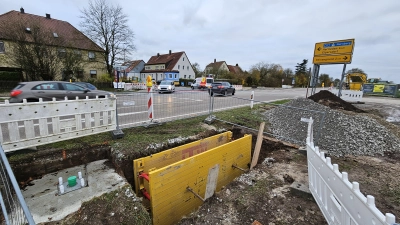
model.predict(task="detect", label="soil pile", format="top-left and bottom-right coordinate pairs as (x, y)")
top-left (308, 90), bottom-right (365, 113)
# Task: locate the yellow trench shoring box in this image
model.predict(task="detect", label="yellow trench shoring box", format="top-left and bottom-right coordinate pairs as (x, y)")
top-left (133, 132), bottom-right (252, 225)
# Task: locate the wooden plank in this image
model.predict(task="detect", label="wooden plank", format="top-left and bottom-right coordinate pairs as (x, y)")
top-left (250, 122), bottom-right (265, 169)
top-left (263, 135), bottom-right (300, 149)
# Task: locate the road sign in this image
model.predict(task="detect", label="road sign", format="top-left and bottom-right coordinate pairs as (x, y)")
top-left (313, 54), bottom-right (352, 64)
top-left (314, 39), bottom-right (354, 56)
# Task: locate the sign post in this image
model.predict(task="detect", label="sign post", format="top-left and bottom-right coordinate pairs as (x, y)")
top-left (312, 39), bottom-right (355, 97)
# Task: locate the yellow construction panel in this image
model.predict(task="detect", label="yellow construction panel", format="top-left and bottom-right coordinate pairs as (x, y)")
top-left (133, 131), bottom-right (232, 195)
top-left (314, 39), bottom-right (354, 56)
top-left (149, 134), bottom-right (252, 225)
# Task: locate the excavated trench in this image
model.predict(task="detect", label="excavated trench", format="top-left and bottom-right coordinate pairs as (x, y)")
top-left (10, 127), bottom-right (286, 190)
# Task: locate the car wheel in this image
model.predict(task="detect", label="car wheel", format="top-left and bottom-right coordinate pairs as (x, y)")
top-left (222, 90), bottom-right (226, 96)
top-left (191, 86), bottom-right (194, 90)
top-left (232, 90), bottom-right (235, 96)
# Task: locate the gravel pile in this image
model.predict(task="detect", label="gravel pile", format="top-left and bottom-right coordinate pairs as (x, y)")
top-left (263, 98), bottom-right (400, 156)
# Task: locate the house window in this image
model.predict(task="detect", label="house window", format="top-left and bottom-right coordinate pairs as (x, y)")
top-left (183, 57), bottom-right (185, 61)
top-left (90, 70), bottom-right (97, 78)
top-left (0, 41), bottom-right (4, 53)
top-left (73, 50), bottom-right (82, 59)
top-left (189, 75), bottom-right (191, 79)
top-left (58, 48), bottom-right (66, 58)
top-left (156, 66), bottom-right (159, 69)
top-left (187, 66), bottom-right (189, 70)
top-left (88, 52), bottom-right (95, 60)
top-left (184, 75), bottom-right (186, 78)
top-left (174, 74), bottom-right (177, 78)
top-left (178, 65), bottom-right (180, 69)
top-left (169, 74), bottom-right (172, 78)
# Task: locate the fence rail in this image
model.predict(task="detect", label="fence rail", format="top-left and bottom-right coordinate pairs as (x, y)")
top-left (306, 117), bottom-right (397, 225)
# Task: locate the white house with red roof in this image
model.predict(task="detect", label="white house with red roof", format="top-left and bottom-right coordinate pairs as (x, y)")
top-left (140, 50), bottom-right (195, 83)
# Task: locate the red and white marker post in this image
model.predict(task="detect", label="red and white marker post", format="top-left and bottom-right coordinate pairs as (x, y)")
top-left (146, 75), bottom-right (154, 121)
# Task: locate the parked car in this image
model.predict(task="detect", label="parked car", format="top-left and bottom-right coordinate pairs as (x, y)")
top-left (73, 82), bottom-right (97, 90)
top-left (157, 80), bottom-right (175, 93)
top-left (9, 81), bottom-right (114, 103)
top-left (209, 82), bottom-right (235, 96)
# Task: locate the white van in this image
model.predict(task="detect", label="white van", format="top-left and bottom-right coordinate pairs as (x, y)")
top-left (191, 77), bottom-right (214, 89)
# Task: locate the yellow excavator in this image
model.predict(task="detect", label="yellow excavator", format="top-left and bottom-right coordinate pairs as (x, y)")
top-left (345, 73), bottom-right (367, 91)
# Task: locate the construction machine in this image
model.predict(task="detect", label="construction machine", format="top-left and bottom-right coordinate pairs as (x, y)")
top-left (345, 73), bottom-right (367, 91)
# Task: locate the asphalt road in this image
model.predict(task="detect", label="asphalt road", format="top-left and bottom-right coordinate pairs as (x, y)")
top-left (114, 87), bottom-right (311, 128)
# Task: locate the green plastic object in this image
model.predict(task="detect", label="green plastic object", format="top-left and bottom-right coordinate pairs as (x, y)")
top-left (68, 176), bottom-right (77, 187)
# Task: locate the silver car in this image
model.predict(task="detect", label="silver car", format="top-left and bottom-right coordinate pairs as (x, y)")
top-left (9, 81), bottom-right (114, 103)
top-left (157, 80), bottom-right (175, 93)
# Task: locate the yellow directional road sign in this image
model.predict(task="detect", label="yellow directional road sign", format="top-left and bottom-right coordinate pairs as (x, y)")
top-left (313, 54), bottom-right (352, 64)
top-left (314, 39), bottom-right (354, 56)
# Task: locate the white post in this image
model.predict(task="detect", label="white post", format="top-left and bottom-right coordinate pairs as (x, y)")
top-left (250, 91), bottom-right (254, 109)
top-left (58, 177), bottom-right (64, 194)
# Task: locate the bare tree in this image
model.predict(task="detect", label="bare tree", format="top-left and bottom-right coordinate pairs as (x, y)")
top-left (80, 0), bottom-right (136, 76)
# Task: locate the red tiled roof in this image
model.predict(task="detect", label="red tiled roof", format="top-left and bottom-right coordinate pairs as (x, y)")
top-left (228, 65), bottom-right (243, 74)
top-left (145, 51), bottom-right (184, 70)
top-left (122, 60), bottom-right (144, 73)
top-left (0, 10), bottom-right (103, 52)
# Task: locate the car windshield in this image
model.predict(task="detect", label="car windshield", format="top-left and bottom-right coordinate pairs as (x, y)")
top-left (160, 81), bottom-right (170, 85)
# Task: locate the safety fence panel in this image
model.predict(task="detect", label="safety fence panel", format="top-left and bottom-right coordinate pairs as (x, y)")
top-left (117, 91), bottom-right (212, 128)
top-left (133, 131), bottom-right (233, 197)
top-left (305, 118), bottom-right (397, 225)
top-left (330, 90), bottom-right (363, 102)
top-left (149, 134), bottom-right (251, 225)
top-left (0, 97), bottom-right (116, 152)
top-left (0, 144), bottom-right (35, 224)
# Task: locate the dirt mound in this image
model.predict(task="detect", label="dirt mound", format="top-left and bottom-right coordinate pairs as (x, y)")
top-left (308, 90), bottom-right (365, 113)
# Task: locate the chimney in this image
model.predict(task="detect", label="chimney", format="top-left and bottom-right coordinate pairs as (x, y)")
top-left (236, 63), bottom-right (238, 66)
top-left (214, 59), bottom-right (216, 63)
top-left (20, 7), bottom-right (25, 13)
top-left (169, 50), bottom-right (171, 55)
top-left (46, 13), bottom-right (51, 19)
top-left (157, 53), bottom-right (160, 57)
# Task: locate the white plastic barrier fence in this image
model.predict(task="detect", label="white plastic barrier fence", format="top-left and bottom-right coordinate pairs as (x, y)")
top-left (330, 90), bottom-right (363, 102)
top-left (113, 82), bottom-right (125, 89)
top-left (124, 83), bottom-right (147, 90)
top-left (233, 85), bottom-right (243, 90)
top-left (305, 117), bottom-right (396, 225)
top-left (0, 97), bottom-right (116, 152)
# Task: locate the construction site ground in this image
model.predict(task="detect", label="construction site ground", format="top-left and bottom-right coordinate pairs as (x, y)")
top-left (8, 93), bottom-right (400, 225)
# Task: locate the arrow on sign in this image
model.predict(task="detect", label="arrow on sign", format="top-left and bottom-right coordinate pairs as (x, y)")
top-left (317, 47), bottom-right (321, 51)
top-left (344, 56), bottom-right (348, 60)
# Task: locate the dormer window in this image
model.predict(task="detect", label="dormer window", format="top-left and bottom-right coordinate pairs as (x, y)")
top-left (53, 33), bottom-right (58, 38)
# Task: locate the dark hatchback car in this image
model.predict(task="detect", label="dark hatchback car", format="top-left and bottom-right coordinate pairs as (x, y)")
top-left (73, 82), bottom-right (97, 90)
top-left (9, 81), bottom-right (114, 103)
top-left (209, 82), bottom-right (235, 96)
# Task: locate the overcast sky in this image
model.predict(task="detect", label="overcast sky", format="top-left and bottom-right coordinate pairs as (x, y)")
top-left (2, 0), bottom-right (400, 83)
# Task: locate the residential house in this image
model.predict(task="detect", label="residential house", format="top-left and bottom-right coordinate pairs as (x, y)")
top-left (118, 60), bottom-right (145, 82)
top-left (141, 50), bottom-right (195, 83)
top-left (227, 63), bottom-right (243, 75)
top-left (0, 8), bottom-right (105, 80)
top-left (205, 59), bottom-right (229, 75)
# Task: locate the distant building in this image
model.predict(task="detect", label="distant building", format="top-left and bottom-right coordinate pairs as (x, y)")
top-left (227, 64), bottom-right (243, 75)
top-left (205, 59), bottom-right (229, 74)
top-left (0, 8), bottom-right (105, 80)
top-left (141, 50), bottom-right (195, 82)
top-left (118, 60), bottom-right (145, 82)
